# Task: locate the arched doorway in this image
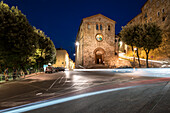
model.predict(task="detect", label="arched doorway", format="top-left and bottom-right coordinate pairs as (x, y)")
top-left (94, 47), bottom-right (105, 64)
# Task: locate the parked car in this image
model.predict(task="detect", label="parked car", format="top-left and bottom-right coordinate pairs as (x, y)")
top-left (45, 66), bottom-right (55, 73)
top-left (56, 67), bottom-right (65, 72)
top-left (54, 67), bottom-right (59, 72)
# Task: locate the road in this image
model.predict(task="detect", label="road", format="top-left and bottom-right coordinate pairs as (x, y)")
top-left (0, 69), bottom-right (170, 113)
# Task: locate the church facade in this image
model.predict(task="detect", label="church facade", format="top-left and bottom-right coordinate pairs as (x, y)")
top-left (75, 14), bottom-right (119, 68)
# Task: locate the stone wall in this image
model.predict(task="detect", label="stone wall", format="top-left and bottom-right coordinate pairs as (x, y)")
top-left (126, 0), bottom-right (170, 60)
top-left (75, 14), bottom-right (119, 68)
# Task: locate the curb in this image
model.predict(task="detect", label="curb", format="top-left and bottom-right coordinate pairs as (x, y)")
top-left (0, 72), bottom-right (45, 85)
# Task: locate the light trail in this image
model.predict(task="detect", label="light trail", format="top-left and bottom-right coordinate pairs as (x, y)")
top-left (0, 85), bottom-right (141, 113)
top-left (119, 53), bottom-right (169, 64)
top-left (74, 68), bottom-right (170, 78)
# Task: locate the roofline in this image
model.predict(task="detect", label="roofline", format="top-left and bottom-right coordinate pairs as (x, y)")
top-left (127, 13), bottom-right (142, 24)
top-left (141, 0), bottom-right (149, 10)
top-left (76, 14), bottom-right (116, 41)
top-left (82, 13), bottom-right (116, 23)
top-left (75, 20), bottom-right (83, 41)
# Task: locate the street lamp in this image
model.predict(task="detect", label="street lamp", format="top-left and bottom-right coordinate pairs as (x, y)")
top-left (119, 41), bottom-right (123, 47)
top-left (75, 42), bottom-right (79, 46)
top-left (73, 53), bottom-right (76, 56)
top-left (133, 48), bottom-right (137, 68)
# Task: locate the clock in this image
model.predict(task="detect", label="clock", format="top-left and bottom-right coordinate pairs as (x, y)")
top-left (96, 34), bottom-right (103, 42)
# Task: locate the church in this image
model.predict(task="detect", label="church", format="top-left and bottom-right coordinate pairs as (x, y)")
top-left (75, 14), bottom-right (119, 68)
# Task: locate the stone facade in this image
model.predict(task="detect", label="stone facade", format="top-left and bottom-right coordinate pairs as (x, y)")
top-left (75, 14), bottom-right (119, 68)
top-left (53, 49), bottom-right (75, 69)
top-left (128, 0), bottom-right (170, 27)
top-left (125, 0), bottom-right (170, 59)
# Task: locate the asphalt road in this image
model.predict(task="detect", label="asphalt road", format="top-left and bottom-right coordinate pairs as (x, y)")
top-left (0, 69), bottom-right (170, 113)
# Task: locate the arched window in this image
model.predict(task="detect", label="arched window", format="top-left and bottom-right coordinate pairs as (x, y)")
top-left (96, 24), bottom-right (99, 30)
top-left (162, 17), bottom-right (166, 21)
top-left (88, 24), bottom-right (90, 29)
top-left (108, 25), bottom-right (110, 31)
top-left (100, 24), bottom-right (102, 30)
top-left (162, 9), bottom-right (164, 13)
top-left (157, 12), bottom-right (160, 17)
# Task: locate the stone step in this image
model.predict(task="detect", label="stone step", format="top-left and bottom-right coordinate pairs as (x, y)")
top-left (88, 64), bottom-right (109, 69)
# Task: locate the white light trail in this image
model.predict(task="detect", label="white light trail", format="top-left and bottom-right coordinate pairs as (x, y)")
top-left (74, 68), bottom-right (170, 78)
top-left (0, 86), bottom-right (140, 113)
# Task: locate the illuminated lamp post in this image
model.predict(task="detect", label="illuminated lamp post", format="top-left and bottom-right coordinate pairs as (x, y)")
top-left (133, 48), bottom-right (137, 68)
top-left (75, 42), bottom-right (79, 46)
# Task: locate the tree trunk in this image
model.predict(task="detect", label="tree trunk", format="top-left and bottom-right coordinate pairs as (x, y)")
top-left (131, 46), bottom-right (135, 67)
top-left (136, 48), bottom-right (141, 67)
top-left (145, 50), bottom-right (150, 68)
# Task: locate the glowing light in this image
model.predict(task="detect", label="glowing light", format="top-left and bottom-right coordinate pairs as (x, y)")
top-left (119, 52), bottom-right (168, 64)
top-left (65, 70), bottom-right (70, 78)
top-left (75, 42), bottom-right (79, 46)
top-left (74, 68), bottom-right (170, 78)
top-left (119, 41), bottom-right (123, 47)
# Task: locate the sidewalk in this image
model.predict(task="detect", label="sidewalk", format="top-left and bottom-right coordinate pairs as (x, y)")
top-left (119, 53), bottom-right (170, 68)
top-left (0, 72), bottom-right (44, 84)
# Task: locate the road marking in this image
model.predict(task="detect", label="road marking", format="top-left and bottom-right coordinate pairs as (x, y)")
top-left (46, 75), bottom-right (62, 91)
top-left (36, 93), bottom-right (43, 96)
top-left (59, 76), bottom-right (64, 83)
top-left (62, 75), bottom-right (67, 86)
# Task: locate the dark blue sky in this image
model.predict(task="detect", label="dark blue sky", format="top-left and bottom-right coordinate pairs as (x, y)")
top-left (4, 0), bottom-right (147, 60)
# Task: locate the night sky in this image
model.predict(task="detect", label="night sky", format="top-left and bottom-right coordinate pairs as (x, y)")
top-left (4, 0), bottom-right (147, 60)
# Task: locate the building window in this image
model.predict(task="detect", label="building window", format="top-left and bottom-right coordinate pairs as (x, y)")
top-left (144, 13), bottom-right (147, 18)
top-left (157, 12), bottom-right (160, 17)
top-left (108, 25), bottom-right (110, 31)
top-left (88, 24), bottom-right (90, 29)
top-left (100, 24), bottom-right (102, 30)
top-left (96, 24), bottom-right (99, 30)
top-left (162, 17), bottom-right (166, 21)
top-left (162, 9), bottom-right (164, 13)
top-left (115, 52), bottom-right (117, 55)
top-left (115, 39), bottom-right (117, 43)
top-left (62, 62), bottom-right (64, 64)
top-left (96, 34), bottom-right (103, 42)
top-left (150, 18), bottom-right (152, 21)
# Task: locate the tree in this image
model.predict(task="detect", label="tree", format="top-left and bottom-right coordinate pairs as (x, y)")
top-left (139, 23), bottom-right (163, 68)
top-left (0, 1), bottom-right (38, 69)
top-left (31, 27), bottom-right (56, 71)
top-left (44, 38), bottom-right (56, 64)
top-left (120, 24), bottom-right (141, 67)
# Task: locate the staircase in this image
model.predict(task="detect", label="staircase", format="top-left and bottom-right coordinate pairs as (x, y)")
top-left (88, 64), bottom-right (109, 69)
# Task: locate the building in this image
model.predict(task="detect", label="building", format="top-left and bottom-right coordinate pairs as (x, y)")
top-left (75, 14), bottom-right (119, 68)
top-left (53, 48), bottom-right (75, 69)
top-left (69, 59), bottom-right (75, 69)
top-left (123, 0), bottom-right (170, 59)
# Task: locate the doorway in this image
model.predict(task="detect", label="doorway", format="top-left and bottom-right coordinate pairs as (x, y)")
top-left (96, 54), bottom-right (103, 64)
top-left (94, 47), bottom-right (105, 64)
